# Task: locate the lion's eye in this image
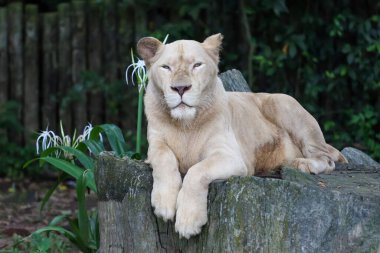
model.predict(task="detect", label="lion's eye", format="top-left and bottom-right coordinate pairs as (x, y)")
top-left (193, 62), bottom-right (203, 68)
top-left (161, 65), bottom-right (171, 71)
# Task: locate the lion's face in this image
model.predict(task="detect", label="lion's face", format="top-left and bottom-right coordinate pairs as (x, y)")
top-left (137, 34), bottom-right (223, 121)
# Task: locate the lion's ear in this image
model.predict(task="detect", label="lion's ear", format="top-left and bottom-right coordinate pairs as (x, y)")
top-left (137, 37), bottom-right (162, 66)
top-left (202, 33), bottom-right (223, 62)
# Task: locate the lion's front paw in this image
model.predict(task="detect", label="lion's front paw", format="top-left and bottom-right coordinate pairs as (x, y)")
top-left (175, 188), bottom-right (208, 239)
top-left (151, 184), bottom-right (179, 222)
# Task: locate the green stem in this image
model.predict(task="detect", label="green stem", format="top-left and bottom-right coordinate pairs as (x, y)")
top-left (136, 87), bottom-right (144, 154)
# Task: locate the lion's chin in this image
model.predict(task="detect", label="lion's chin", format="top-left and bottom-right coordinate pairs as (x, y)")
top-left (170, 106), bottom-right (197, 121)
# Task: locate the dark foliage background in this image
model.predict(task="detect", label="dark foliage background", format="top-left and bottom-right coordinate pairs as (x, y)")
top-left (128, 0), bottom-right (380, 158)
top-left (0, 0), bottom-right (379, 179)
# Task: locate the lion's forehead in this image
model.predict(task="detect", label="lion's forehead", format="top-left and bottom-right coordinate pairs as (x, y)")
top-left (159, 41), bottom-right (208, 66)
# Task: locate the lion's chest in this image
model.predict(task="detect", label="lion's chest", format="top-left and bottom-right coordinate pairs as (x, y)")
top-left (164, 129), bottom-right (207, 174)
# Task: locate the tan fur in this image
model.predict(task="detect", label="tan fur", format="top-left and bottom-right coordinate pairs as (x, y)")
top-left (137, 34), bottom-right (347, 239)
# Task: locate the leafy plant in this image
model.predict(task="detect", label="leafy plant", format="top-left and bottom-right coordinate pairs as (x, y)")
top-left (125, 35), bottom-right (168, 155)
top-left (2, 233), bottom-right (72, 253)
top-left (22, 123), bottom-right (131, 253)
top-left (125, 50), bottom-right (148, 155)
top-left (0, 101), bottom-right (38, 180)
top-left (32, 173), bottom-right (99, 253)
top-left (60, 71), bottom-right (148, 156)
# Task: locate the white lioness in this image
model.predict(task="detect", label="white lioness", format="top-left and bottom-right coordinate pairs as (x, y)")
top-left (137, 34), bottom-right (347, 239)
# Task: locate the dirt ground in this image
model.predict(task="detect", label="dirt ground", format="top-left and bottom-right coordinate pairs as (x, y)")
top-left (0, 177), bottom-right (97, 251)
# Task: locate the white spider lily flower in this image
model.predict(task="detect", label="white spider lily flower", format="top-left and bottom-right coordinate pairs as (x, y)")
top-left (36, 127), bottom-right (57, 155)
top-left (62, 135), bottom-right (71, 147)
top-left (81, 122), bottom-right (103, 143)
top-left (125, 34), bottom-right (169, 93)
top-left (125, 52), bottom-right (148, 92)
top-left (82, 123), bottom-right (93, 140)
top-left (35, 122), bottom-right (102, 158)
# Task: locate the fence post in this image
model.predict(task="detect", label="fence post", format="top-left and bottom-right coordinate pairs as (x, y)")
top-left (7, 2), bottom-right (24, 144)
top-left (24, 5), bottom-right (39, 141)
top-left (58, 3), bottom-right (73, 133)
top-left (88, 0), bottom-right (104, 125)
top-left (0, 7), bottom-right (8, 106)
top-left (102, 0), bottom-right (118, 125)
top-left (117, 2), bottom-right (134, 132)
top-left (42, 12), bottom-right (58, 131)
top-left (72, 0), bottom-right (87, 130)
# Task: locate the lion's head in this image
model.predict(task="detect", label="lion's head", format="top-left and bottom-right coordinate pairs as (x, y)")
top-left (137, 34), bottom-right (223, 121)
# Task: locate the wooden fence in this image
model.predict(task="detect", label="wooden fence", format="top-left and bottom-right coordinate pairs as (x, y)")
top-left (0, 0), bottom-right (140, 145)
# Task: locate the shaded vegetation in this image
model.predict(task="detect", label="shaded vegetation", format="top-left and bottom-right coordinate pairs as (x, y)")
top-left (0, 102), bottom-right (37, 179)
top-left (0, 0), bottom-right (378, 170)
top-left (130, 0), bottom-right (380, 158)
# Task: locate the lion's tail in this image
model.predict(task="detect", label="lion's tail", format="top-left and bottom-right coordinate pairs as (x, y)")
top-left (326, 144), bottom-right (348, 163)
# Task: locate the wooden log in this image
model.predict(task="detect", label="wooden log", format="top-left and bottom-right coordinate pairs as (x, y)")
top-left (219, 69), bottom-right (251, 92)
top-left (102, 0), bottom-right (118, 125)
top-left (58, 3), bottom-right (73, 133)
top-left (0, 7), bottom-right (8, 105)
top-left (7, 2), bottom-right (23, 143)
top-left (23, 5), bottom-right (39, 141)
top-left (41, 12), bottom-right (58, 131)
top-left (71, 0), bottom-right (87, 130)
top-left (87, 0), bottom-right (104, 125)
top-left (95, 152), bottom-right (380, 253)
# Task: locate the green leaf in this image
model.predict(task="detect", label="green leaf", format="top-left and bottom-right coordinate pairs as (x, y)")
top-left (59, 146), bottom-right (94, 170)
top-left (76, 141), bottom-right (88, 153)
top-left (83, 139), bottom-right (105, 156)
top-left (93, 212), bottom-right (100, 249)
top-left (76, 171), bottom-right (90, 247)
top-left (40, 157), bottom-right (83, 179)
top-left (23, 157), bottom-right (39, 169)
top-left (339, 66), bottom-right (348, 76)
top-left (66, 218), bottom-right (89, 253)
top-left (49, 213), bottom-right (70, 226)
top-left (86, 170), bottom-right (97, 193)
top-left (90, 124), bottom-right (128, 157)
top-left (131, 152), bottom-right (141, 160)
top-left (33, 226), bottom-right (76, 242)
top-left (40, 146), bottom-right (94, 170)
top-left (40, 178), bottom-right (60, 212)
top-left (40, 147), bottom-right (60, 158)
top-left (100, 124), bottom-right (128, 157)
top-left (38, 157), bottom-right (96, 192)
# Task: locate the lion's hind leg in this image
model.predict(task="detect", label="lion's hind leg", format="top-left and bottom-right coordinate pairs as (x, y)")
top-left (326, 143), bottom-right (348, 163)
top-left (287, 157), bottom-right (335, 174)
top-left (261, 94), bottom-right (346, 174)
top-left (287, 142), bottom-right (341, 174)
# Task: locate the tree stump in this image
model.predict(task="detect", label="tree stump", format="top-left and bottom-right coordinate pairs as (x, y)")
top-left (219, 69), bottom-right (251, 92)
top-left (95, 70), bottom-right (380, 253)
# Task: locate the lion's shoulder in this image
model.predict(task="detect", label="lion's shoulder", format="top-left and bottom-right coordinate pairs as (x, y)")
top-left (227, 92), bottom-right (299, 109)
top-left (226, 92), bottom-right (269, 110)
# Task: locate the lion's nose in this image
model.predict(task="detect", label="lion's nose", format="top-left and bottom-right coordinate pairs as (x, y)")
top-left (170, 85), bottom-right (192, 96)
